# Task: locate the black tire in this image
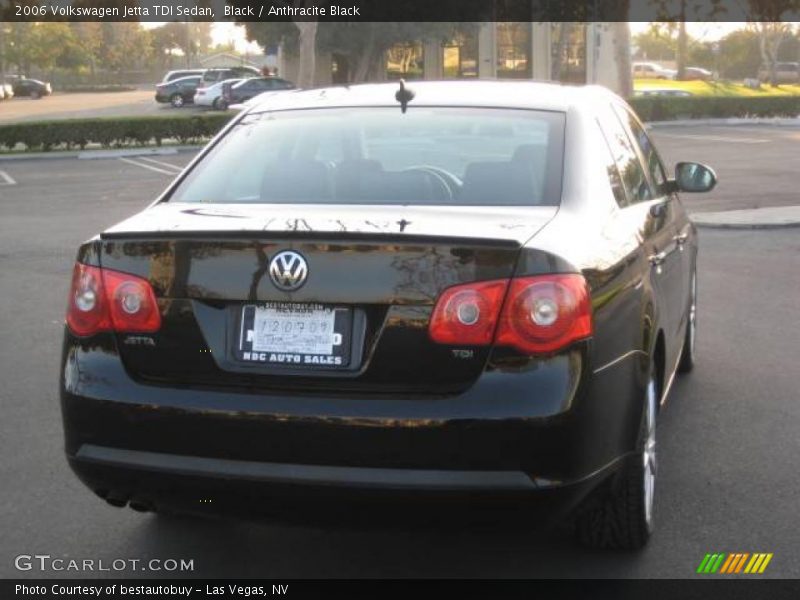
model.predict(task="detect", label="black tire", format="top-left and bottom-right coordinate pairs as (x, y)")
top-left (31, 90), bottom-right (41, 99)
top-left (677, 270), bottom-right (697, 373)
top-left (217, 99), bottom-right (228, 111)
top-left (169, 93), bottom-right (184, 108)
top-left (576, 364), bottom-right (657, 550)
top-left (211, 97), bottom-right (220, 110)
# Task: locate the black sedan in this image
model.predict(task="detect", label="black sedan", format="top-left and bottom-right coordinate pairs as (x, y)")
top-left (154, 75), bottom-right (202, 108)
top-left (11, 78), bottom-right (51, 98)
top-left (219, 76), bottom-right (295, 108)
top-left (60, 81), bottom-right (714, 550)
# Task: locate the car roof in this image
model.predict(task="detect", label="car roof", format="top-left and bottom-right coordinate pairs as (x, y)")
top-left (171, 75), bottom-right (201, 83)
top-left (247, 80), bottom-right (618, 114)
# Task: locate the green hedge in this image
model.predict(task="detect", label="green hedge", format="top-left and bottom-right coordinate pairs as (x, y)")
top-left (0, 114), bottom-right (235, 152)
top-left (630, 95), bottom-right (800, 121)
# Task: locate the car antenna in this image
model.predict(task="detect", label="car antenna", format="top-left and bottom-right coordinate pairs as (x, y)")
top-left (395, 79), bottom-right (415, 114)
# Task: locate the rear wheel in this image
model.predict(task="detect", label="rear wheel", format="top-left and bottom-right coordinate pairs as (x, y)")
top-left (211, 97), bottom-right (220, 110)
top-left (577, 364), bottom-right (657, 550)
top-left (170, 93), bottom-right (184, 108)
top-left (677, 271), bottom-right (697, 373)
top-left (31, 90), bottom-right (41, 99)
top-left (217, 99), bottom-right (228, 110)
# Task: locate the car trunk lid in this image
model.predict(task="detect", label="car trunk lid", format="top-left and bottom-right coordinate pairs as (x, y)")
top-left (99, 203), bottom-right (557, 394)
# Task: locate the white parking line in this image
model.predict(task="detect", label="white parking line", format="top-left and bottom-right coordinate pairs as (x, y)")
top-left (0, 170), bottom-right (16, 185)
top-left (118, 157), bottom-right (178, 176)
top-left (656, 133), bottom-right (768, 144)
top-left (135, 156), bottom-right (185, 173)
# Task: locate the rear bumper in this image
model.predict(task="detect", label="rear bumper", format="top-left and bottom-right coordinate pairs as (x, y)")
top-left (74, 444), bottom-right (539, 491)
top-left (194, 96), bottom-right (214, 106)
top-left (60, 333), bottom-right (644, 516)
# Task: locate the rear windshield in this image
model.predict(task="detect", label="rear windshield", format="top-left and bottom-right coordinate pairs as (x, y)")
top-left (169, 107), bottom-right (565, 206)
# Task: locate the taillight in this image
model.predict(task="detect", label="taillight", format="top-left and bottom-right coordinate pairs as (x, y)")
top-left (66, 264), bottom-right (111, 336)
top-left (428, 274), bottom-right (592, 355)
top-left (66, 263), bottom-right (161, 337)
top-left (495, 274), bottom-right (592, 354)
top-left (428, 279), bottom-right (508, 346)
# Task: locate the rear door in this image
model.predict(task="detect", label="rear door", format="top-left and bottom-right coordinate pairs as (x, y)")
top-left (597, 102), bottom-right (682, 366)
top-left (614, 104), bottom-right (687, 352)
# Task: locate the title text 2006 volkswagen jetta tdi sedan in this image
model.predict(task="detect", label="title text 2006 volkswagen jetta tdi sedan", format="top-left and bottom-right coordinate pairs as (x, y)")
top-left (60, 81), bottom-right (715, 550)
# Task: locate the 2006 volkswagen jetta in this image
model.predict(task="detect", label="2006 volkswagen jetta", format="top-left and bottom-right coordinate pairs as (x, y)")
top-left (60, 81), bottom-right (715, 550)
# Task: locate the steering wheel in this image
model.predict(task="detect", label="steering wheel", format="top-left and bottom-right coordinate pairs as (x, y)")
top-left (400, 165), bottom-right (462, 202)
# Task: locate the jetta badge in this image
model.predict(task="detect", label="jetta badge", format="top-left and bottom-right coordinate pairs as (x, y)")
top-left (268, 250), bottom-right (308, 291)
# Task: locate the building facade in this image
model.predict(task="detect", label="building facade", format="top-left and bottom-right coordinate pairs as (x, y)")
top-left (275, 22), bottom-right (626, 94)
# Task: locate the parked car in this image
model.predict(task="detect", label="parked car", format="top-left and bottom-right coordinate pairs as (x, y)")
top-left (193, 78), bottom-right (243, 109)
top-left (0, 82), bottom-right (14, 100)
top-left (154, 75), bottom-right (202, 107)
top-left (61, 80), bottom-right (715, 550)
top-left (11, 78), bottom-right (52, 98)
top-left (200, 66), bottom-right (261, 86)
top-left (220, 77), bottom-right (295, 108)
top-left (682, 67), bottom-right (712, 81)
top-left (161, 69), bottom-right (205, 84)
top-left (632, 62), bottom-right (677, 80)
top-left (757, 62), bottom-right (800, 84)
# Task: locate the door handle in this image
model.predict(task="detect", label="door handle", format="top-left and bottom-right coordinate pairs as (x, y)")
top-left (649, 251), bottom-right (667, 266)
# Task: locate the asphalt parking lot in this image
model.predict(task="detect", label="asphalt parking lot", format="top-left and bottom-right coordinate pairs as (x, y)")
top-left (0, 126), bottom-right (798, 578)
top-left (652, 124), bottom-right (800, 212)
top-left (0, 90), bottom-right (209, 123)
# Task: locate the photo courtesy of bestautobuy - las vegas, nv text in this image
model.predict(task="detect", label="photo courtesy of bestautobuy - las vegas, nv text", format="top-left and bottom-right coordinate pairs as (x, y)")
top-left (0, 0), bottom-right (799, 598)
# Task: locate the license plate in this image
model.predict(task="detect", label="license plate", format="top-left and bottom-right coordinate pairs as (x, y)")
top-left (236, 302), bottom-right (351, 368)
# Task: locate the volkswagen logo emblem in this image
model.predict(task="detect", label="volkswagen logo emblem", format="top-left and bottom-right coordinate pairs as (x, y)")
top-left (268, 250), bottom-right (308, 291)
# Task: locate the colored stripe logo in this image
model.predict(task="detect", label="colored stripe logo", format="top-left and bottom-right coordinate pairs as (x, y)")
top-left (697, 553), bottom-right (773, 574)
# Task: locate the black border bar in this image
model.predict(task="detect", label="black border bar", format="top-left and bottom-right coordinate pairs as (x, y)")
top-left (3, 579), bottom-right (800, 599)
top-left (1, 0), bottom-right (799, 22)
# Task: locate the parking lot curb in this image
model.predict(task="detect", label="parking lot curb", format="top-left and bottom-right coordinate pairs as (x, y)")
top-left (0, 145), bottom-right (202, 161)
top-left (648, 117), bottom-right (800, 128)
top-left (77, 148), bottom-right (179, 160)
top-left (691, 206), bottom-right (800, 229)
top-left (693, 220), bottom-right (800, 229)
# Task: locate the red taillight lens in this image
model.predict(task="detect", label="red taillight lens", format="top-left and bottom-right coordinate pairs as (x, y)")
top-left (66, 263), bottom-right (161, 336)
top-left (428, 274), bottom-right (593, 354)
top-left (428, 279), bottom-right (508, 346)
top-left (66, 264), bottom-right (112, 336)
top-left (102, 269), bottom-right (162, 333)
top-left (495, 274), bottom-right (593, 354)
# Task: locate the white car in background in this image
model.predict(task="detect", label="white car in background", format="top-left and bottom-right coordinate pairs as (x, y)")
top-left (194, 78), bottom-right (243, 109)
top-left (632, 62), bottom-right (677, 80)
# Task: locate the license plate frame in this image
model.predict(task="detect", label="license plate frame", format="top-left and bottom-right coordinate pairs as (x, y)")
top-left (235, 302), bottom-right (353, 369)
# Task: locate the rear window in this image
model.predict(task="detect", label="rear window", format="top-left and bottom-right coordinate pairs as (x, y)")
top-left (168, 107), bottom-right (565, 206)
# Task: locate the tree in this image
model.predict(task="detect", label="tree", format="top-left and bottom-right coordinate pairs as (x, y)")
top-left (716, 28), bottom-right (761, 79)
top-left (243, 20), bottom-right (469, 85)
top-left (745, 0), bottom-right (800, 85)
top-left (150, 24), bottom-right (182, 69)
top-left (754, 21), bottom-right (792, 85)
top-left (633, 22), bottom-right (678, 61)
top-left (613, 21), bottom-right (633, 98)
top-left (4, 22), bottom-right (36, 75)
top-left (243, 0), bottom-right (324, 87)
top-left (68, 22), bottom-right (104, 78)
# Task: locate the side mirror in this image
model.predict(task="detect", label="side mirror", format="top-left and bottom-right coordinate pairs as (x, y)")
top-left (674, 162), bottom-right (717, 193)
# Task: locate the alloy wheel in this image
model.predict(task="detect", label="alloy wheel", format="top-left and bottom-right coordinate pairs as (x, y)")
top-left (643, 373), bottom-right (658, 529)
